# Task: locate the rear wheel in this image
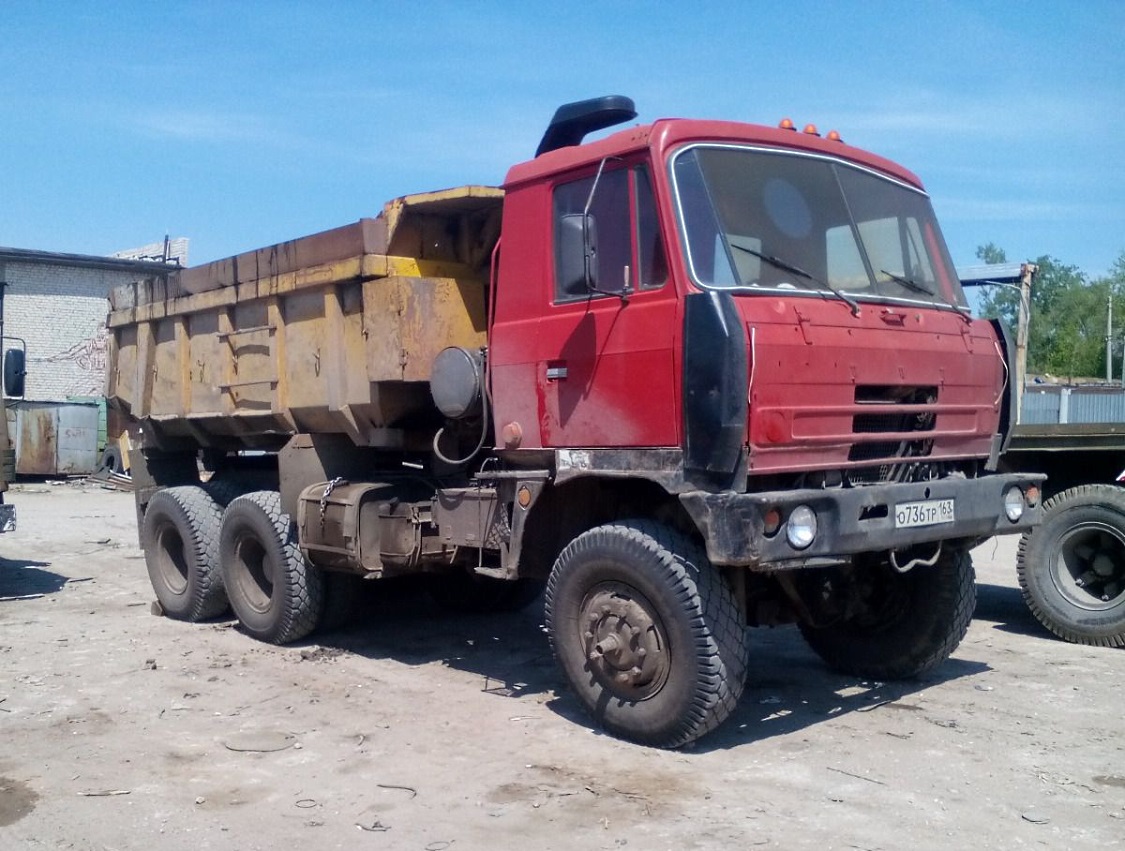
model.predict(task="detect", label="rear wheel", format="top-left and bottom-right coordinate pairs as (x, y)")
top-left (798, 546), bottom-right (975, 679)
top-left (219, 491), bottom-right (324, 644)
top-left (142, 486), bottom-right (228, 621)
top-left (545, 521), bottom-right (748, 748)
top-left (1017, 485), bottom-right (1125, 647)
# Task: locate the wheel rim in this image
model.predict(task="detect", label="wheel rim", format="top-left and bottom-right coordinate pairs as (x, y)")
top-left (232, 532), bottom-right (275, 613)
top-left (153, 523), bottom-right (189, 595)
top-left (578, 581), bottom-right (670, 701)
top-left (1051, 522), bottom-right (1125, 610)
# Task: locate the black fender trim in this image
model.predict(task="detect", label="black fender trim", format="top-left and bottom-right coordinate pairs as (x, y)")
top-left (683, 291), bottom-right (748, 479)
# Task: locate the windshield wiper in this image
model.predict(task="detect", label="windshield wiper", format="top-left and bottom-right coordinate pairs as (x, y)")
top-left (731, 244), bottom-right (861, 316)
top-left (880, 269), bottom-right (934, 296)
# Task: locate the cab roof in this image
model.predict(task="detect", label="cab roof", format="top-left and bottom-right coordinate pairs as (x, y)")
top-left (504, 117), bottom-right (924, 192)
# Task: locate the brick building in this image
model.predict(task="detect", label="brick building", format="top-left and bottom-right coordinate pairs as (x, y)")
top-left (0, 246), bottom-right (181, 473)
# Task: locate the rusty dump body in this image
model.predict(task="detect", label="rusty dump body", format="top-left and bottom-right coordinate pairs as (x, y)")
top-left (106, 186), bottom-right (503, 451)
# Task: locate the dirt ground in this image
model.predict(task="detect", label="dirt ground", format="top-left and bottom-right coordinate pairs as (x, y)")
top-left (1, 483), bottom-right (1123, 851)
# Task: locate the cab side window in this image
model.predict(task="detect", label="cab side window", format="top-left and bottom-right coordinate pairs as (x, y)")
top-left (552, 166), bottom-right (666, 302)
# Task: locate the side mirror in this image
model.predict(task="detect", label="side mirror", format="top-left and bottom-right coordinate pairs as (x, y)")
top-left (558, 212), bottom-right (598, 297)
top-left (4, 348), bottom-right (26, 398)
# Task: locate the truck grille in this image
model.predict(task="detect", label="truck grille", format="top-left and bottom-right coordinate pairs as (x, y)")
top-left (846, 385), bottom-right (938, 482)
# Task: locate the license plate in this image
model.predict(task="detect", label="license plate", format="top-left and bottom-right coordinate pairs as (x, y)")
top-left (895, 498), bottom-right (955, 528)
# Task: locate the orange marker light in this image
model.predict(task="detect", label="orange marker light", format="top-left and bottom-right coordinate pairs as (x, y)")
top-left (803, 123), bottom-right (819, 136)
top-left (778, 117), bottom-right (796, 131)
top-left (763, 508), bottom-right (782, 536)
top-left (827, 129), bottom-right (843, 142)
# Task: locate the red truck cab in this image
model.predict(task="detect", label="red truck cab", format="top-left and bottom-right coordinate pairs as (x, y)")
top-left (490, 98), bottom-right (1036, 570)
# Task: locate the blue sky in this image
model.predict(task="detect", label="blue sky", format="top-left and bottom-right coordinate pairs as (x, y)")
top-left (2, 1), bottom-right (1122, 277)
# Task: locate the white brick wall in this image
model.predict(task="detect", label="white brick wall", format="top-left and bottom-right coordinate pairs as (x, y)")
top-left (2, 261), bottom-right (141, 401)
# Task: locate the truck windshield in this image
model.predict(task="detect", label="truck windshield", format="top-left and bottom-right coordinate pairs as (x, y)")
top-left (670, 144), bottom-right (968, 310)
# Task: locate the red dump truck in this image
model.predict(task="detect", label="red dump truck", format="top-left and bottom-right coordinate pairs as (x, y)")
top-left (106, 97), bottom-right (1044, 747)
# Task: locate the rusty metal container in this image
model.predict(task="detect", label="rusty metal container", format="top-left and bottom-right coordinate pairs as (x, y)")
top-left (106, 186), bottom-right (503, 449)
top-left (13, 400), bottom-right (100, 475)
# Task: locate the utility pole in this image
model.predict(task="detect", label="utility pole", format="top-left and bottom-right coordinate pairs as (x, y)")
top-left (1014, 262), bottom-right (1036, 424)
top-left (1107, 293), bottom-right (1114, 383)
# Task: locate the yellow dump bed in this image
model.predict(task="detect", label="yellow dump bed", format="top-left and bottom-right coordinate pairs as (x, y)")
top-left (106, 186), bottom-right (503, 449)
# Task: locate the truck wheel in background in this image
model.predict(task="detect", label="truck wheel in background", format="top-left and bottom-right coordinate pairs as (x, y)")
top-left (219, 491), bottom-right (324, 644)
top-left (544, 521), bottom-right (748, 748)
top-left (427, 573), bottom-right (544, 614)
top-left (1017, 484), bottom-right (1125, 647)
top-left (798, 546), bottom-right (976, 680)
top-left (142, 486), bottom-right (228, 621)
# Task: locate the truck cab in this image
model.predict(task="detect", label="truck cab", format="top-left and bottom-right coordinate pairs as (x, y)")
top-left (490, 100), bottom-right (1033, 571)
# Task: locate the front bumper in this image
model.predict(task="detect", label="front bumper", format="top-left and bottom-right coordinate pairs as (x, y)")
top-left (681, 472), bottom-right (1045, 568)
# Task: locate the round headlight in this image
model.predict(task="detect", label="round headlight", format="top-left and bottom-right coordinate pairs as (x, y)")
top-left (787, 505), bottom-right (818, 550)
top-left (1003, 487), bottom-right (1025, 522)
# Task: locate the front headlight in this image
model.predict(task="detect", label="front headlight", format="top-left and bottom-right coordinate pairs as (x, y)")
top-left (787, 505), bottom-right (818, 550)
top-left (1003, 487), bottom-right (1026, 522)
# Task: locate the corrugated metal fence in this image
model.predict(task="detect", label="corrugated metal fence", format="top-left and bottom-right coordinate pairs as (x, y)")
top-left (1021, 385), bottom-right (1125, 425)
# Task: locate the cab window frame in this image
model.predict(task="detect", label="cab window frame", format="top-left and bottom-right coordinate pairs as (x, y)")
top-left (551, 162), bottom-right (668, 304)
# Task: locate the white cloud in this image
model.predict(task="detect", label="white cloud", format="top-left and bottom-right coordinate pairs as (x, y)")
top-left (130, 110), bottom-right (280, 144)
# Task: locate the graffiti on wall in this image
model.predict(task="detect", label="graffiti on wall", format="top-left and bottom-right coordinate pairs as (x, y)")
top-left (41, 326), bottom-right (109, 396)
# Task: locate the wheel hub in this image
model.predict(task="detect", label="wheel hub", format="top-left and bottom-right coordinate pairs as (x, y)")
top-left (580, 583), bottom-right (669, 700)
top-left (1055, 522), bottom-right (1125, 609)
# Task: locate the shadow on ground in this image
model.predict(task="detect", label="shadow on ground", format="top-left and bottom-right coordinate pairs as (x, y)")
top-left (974, 581), bottom-right (1051, 639)
top-left (258, 576), bottom-right (989, 752)
top-left (0, 557), bottom-right (64, 599)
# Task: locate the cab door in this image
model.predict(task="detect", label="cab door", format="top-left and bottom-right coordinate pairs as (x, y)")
top-left (536, 164), bottom-right (679, 448)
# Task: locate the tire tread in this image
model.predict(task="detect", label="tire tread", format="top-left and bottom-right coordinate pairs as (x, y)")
top-left (221, 490), bottom-right (324, 644)
top-left (143, 485), bottom-right (228, 621)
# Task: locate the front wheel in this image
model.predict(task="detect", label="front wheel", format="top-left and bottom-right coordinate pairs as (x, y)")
top-left (1017, 484), bottom-right (1125, 647)
top-left (798, 546), bottom-right (976, 680)
top-left (219, 491), bottom-right (324, 644)
top-left (544, 521), bottom-right (748, 748)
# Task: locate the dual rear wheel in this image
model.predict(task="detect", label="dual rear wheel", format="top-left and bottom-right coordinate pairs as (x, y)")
top-left (142, 487), bottom-right (323, 644)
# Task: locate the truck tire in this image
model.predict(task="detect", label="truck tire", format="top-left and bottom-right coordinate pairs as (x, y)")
top-left (203, 476), bottom-right (251, 509)
top-left (100, 445), bottom-right (124, 474)
top-left (798, 546), bottom-right (975, 679)
top-left (427, 573), bottom-right (544, 614)
top-left (1017, 484), bottom-right (1125, 647)
top-left (142, 486), bottom-right (228, 621)
top-left (544, 521), bottom-right (748, 748)
top-left (219, 491), bottom-right (324, 644)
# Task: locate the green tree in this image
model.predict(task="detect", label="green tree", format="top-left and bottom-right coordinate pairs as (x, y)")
top-left (972, 245), bottom-right (1101, 379)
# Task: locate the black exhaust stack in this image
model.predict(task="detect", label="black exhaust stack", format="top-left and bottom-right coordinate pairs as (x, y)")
top-left (535, 95), bottom-right (637, 157)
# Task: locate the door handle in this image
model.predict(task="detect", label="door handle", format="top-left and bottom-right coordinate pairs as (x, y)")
top-left (546, 364), bottom-right (568, 380)
top-left (880, 308), bottom-right (907, 325)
